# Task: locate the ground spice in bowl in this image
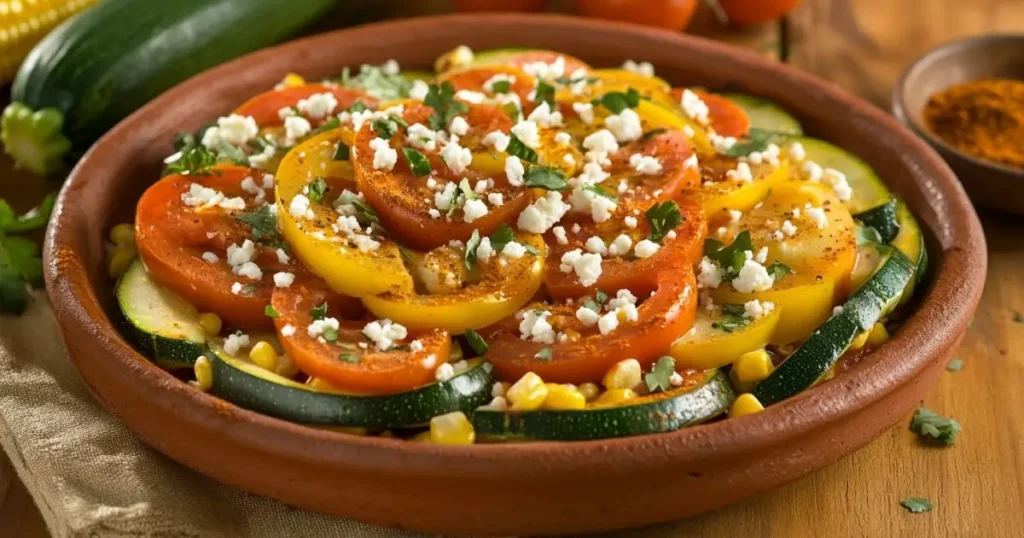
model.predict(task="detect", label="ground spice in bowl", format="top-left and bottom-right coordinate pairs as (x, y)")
top-left (923, 78), bottom-right (1024, 170)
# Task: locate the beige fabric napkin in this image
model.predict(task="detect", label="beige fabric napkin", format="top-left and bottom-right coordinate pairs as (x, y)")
top-left (0, 295), bottom-right (427, 538)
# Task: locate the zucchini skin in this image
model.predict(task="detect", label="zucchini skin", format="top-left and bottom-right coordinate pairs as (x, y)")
top-left (12, 0), bottom-right (336, 148)
top-left (855, 199), bottom-right (900, 243)
top-left (471, 370), bottom-right (735, 441)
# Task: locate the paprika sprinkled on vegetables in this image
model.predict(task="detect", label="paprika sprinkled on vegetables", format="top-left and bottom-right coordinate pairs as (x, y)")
top-left (923, 78), bottom-right (1024, 169)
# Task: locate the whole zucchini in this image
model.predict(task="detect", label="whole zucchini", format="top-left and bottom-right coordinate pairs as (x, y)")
top-left (1, 0), bottom-right (336, 175)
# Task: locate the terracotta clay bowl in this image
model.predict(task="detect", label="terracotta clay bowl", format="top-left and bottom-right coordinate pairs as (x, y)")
top-left (892, 34), bottom-right (1024, 214)
top-left (45, 14), bottom-right (986, 536)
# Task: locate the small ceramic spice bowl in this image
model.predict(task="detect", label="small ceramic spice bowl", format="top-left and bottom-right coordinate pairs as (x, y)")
top-left (892, 34), bottom-right (1024, 214)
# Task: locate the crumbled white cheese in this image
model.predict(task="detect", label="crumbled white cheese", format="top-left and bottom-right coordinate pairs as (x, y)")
top-left (584, 236), bottom-right (608, 255)
top-left (223, 332), bottom-right (251, 356)
top-left (634, 239), bottom-right (660, 259)
top-left (597, 311), bottom-right (620, 335)
top-left (788, 141), bottom-right (806, 162)
top-left (475, 237), bottom-right (495, 264)
top-left (369, 137), bottom-right (398, 171)
top-left (406, 123), bottom-right (437, 151)
top-left (575, 305), bottom-right (600, 327)
top-left (454, 89), bottom-right (487, 104)
top-left (572, 102), bottom-right (595, 124)
top-left (409, 79), bottom-right (430, 100)
top-left (505, 155), bottom-right (525, 186)
top-left (273, 272), bottom-right (295, 288)
top-left (521, 55), bottom-right (565, 81)
top-left (235, 262), bottom-right (262, 280)
top-left (517, 191), bottom-right (570, 233)
top-left (679, 89), bottom-right (710, 125)
top-left (806, 206), bottom-right (828, 229)
top-left (630, 153), bottom-right (662, 175)
top-left (582, 129), bottom-right (619, 154)
top-left (484, 73), bottom-right (516, 92)
top-left (555, 131), bottom-right (572, 145)
top-left (605, 108), bottom-right (643, 142)
top-left (518, 310), bottom-right (556, 344)
top-left (435, 362), bottom-right (455, 382)
top-left (608, 234), bottom-right (632, 256)
top-left (362, 319), bottom-right (408, 351)
top-left (501, 241), bottom-right (527, 259)
top-left (559, 249), bottom-right (603, 287)
top-left (288, 194), bottom-right (313, 219)
top-left (201, 252), bottom-right (219, 264)
top-left (526, 101), bottom-right (563, 128)
top-left (802, 161), bottom-right (824, 182)
top-left (462, 198), bottom-right (489, 223)
top-left (698, 257), bottom-right (722, 289)
top-left (511, 120), bottom-right (541, 148)
top-left (552, 226), bottom-right (568, 245)
top-left (284, 116), bottom-right (312, 140)
top-left (482, 130), bottom-right (510, 152)
top-left (727, 162), bottom-right (754, 183)
top-left (823, 168), bottom-right (852, 201)
top-left (448, 116), bottom-right (469, 136)
top-left (624, 216), bottom-right (638, 229)
top-left (297, 92), bottom-right (338, 120)
top-left (621, 59), bottom-right (654, 76)
top-left (732, 260), bottom-right (775, 293)
top-left (280, 324), bottom-right (296, 337)
top-left (487, 192), bottom-right (504, 206)
top-left (743, 300), bottom-right (775, 320)
top-left (781, 220), bottom-right (798, 237)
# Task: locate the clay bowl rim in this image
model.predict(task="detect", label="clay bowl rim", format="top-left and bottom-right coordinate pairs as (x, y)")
top-left (891, 33), bottom-right (1024, 180)
top-left (45, 14), bottom-right (985, 478)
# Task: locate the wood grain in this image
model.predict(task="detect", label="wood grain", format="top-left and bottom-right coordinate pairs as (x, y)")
top-left (2, 0), bottom-right (1022, 536)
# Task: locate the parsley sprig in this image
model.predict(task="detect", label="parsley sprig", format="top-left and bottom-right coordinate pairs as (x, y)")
top-left (645, 201), bottom-right (682, 243)
top-left (0, 194), bottom-right (55, 314)
top-left (506, 134), bottom-right (538, 163)
top-left (236, 205), bottom-right (287, 250)
top-left (523, 166), bottom-right (568, 191)
top-left (722, 128), bottom-right (778, 158)
top-left (424, 81), bottom-right (469, 132)
top-left (711, 303), bottom-right (750, 333)
top-left (704, 231), bottom-right (753, 274)
top-left (900, 497), bottom-right (934, 514)
top-left (644, 356), bottom-right (676, 393)
top-left (910, 407), bottom-right (961, 445)
top-left (593, 88), bottom-right (641, 114)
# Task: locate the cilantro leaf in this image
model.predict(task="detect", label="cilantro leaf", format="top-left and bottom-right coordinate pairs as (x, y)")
top-left (584, 184), bottom-right (619, 202)
top-left (488, 223), bottom-right (516, 252)
top-left (424, 81), bottom-right (469, 132)
top-left (595, 88), bottom-right (641, 114)
top-left (704, 231), bottom-right (754, 274)
top-left (910, 407), bottom-right (961, 445)
top-left (350, 200), bottom-right (382, 229)
top-left (722, 128), bottom-right (777, 157)
top-left (372, 117), bottom-right (399, 139)
top-left (307, 177), bottom-right (328, 204)
top-left (595, 289), bottom-right (609, 304)
top-left (765, 261), bottom-right (792, 282)
top-left (465, 329), bottom-right (489, 355)
top-left (644, 356), bottom-right (676, 393)
top-left (645, 201), bottom-right (682, 243)
top-left (163, 146), bottom-right (217, 177)
top-left (333, 142), bottom-right (350, 161)
top-left (535, 347), bottom-right (553, 361)
top-left (339, 353), bottom-right (360, 363)
top-left (348, 100), bottom-right (368, 113)
top-left (340, 64), bottom-right (413, 100)
top-left (1, 194), bottom-right (55, 233)
top-left (309, 302), bottom-right (328, 320)
top-left (464, 229), bottom-right (481, 270)
top-left (523, 166), bottom-right (568, 191)
top-left (712, 303), bottom-right (750, 333)
top-left (241, 283), bottom-right (258, 296)
top-left (235, 205), bottom-right (286, 249)
top-left (402, 147), bottom-right (432, 177)
top-left (506, 134), bottom-right (538, 163)
top-left (534, 81), bottom-right (555, 108)
top-left (310, 117), bottom-right (341, 136)
top-left (946, 359), bottom-right (963, 372)
top-left (264, 305), bottom-right (279, 318)
top-left (321, 326), bottom-right (338, 342)
top-left (900, 497), bottom-right (934, 514)
top-left (491, 80), bottom-right (511, 94)
top-left (582, 298), bottom-right (601, 312)
top-left (499, 102), bottom-right (520, 122)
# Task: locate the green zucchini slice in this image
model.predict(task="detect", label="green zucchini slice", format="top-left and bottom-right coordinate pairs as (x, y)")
top-left (786, 136), bottom-right (892, 215)
top-left (207, 340), bottom-right (494, 429)
top-left (471, 370), bottom-right (735, 441)
top-left (892, 201), bottom-right (928, 303)
top-left (722, 93), bottom-right (803, 136)
top-left (117, 259), bottom-right (206, 369)
top-left (753, 247), bottom-right (916, 406)
top-left (855, 199), bottom-right (900, 243)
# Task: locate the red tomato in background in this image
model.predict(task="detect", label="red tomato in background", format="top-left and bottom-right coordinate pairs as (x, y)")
top-left (716, 0), bottom-right (803, 26)
top-left (452, 0), bottom-right (549, 12)
top-left (575, 0), bottom-right (699, 32)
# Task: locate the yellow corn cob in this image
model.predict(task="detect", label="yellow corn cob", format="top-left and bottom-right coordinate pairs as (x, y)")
top-left (0, 0), bottom-right (97, 84)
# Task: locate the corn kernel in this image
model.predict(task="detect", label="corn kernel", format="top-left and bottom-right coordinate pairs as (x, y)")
top-left (729, 393), bottom-right (765, 418)
top-left (109, 223), bottom-right (135, 246)
top-left (249, 341), bottom-right (278, 371)
top-left (578, 382), bottom-right (600, 402)
top-left (591, 388), bottom-right (636, 407)
top-left (193, 356), bottom-right (213, 391)
top-left (197, 312), bottom-right (222, 336)
top-left (107, 247), bottom-right (134, 279)
top-left (429, 411), bottom-right (475, 445)
top-left (412, 430), bottom-right (433, 443)
top-left (541, 383), bottom-right (586, 410)
top-left (866, 322), bottom-right (889, 347)
top-left (730, 349), bottom-right (775, 392)
top-left (602, 358), bottom-right (641, 390)
top-left (282, 72), bottom-right (306, 87)
top-left (849, 330), bottom-right (870, 350)
top-left (506, 372), bottom-right (548, 411)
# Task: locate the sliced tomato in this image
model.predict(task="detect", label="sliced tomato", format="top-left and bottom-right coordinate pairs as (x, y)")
top-left (438, 65), bottom-right (536, 113)
top-left (544, 197), bottom-right (705, 299)
top-left (272, 279), bottom-right (451, 394)
top-left (136, 166), bottom-right (303, 329)
top-left (483, 259), bottom-right (698, 383)
top-left (353, 103), bottom-right (532, 251)
top-left (496, 50), bottom-right (592, 77)
top-left (670, 88), bottom-right (750, 138)
top-left (597, 129), bottom-right (700, 206)
top-left (234, 83), bottom-right (376, 127)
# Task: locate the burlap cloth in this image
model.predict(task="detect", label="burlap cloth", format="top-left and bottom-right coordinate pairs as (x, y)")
top-left (0, 295), bottom-right (429, 538)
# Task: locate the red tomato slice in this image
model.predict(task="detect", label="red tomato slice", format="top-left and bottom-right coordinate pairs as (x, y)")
top-left (483, 259), bottom-right (698, 383)
top-left (439, 65), bottom-right (536, 112)
top-left (136, 166), bottom-right (304, 329)
top-left (234, 84), bottom-right (376, 127)
top-left (496, 50), bottom-right (592, 78)
top-left (670, 88), bottom-right (751, 138)
top-left (271, 279), bottom-right (451, 394)
top-left (353, 103), bottom-right (532, 251)
top-left (598, 129), bottom-right (700, 206)
top-left (544, 198), bottom-right (706, 299)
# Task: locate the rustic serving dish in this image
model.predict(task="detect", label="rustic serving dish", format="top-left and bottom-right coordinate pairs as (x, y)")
top-left (892, 34), bottom-right (1024, 213)
top-left (45, 14), bottom-right (986, 536)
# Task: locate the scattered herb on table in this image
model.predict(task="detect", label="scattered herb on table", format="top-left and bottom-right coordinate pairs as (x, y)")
top-left (910, 407), bottom-right (961, 445)
top-left (1013, 311), bottom-right (1023, 323)
top-left (900, 497), bottom-right (934, 514)
top-left (946, 359), bottom-right (963, 372)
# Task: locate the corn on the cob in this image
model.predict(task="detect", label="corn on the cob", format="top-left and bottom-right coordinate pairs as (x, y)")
top-left (0, 0), bottom-right (97, 84)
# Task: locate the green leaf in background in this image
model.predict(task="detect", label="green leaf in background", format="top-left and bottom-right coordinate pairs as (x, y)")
top-left (0, 194), bottom-right (55, 314)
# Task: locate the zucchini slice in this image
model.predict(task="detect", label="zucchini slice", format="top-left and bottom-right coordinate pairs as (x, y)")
top-left (207, 341), bottom-right (494, 429)
top-left (471, 370), bottom-right (735, 441)
top-left (892, 201), bottom-right (928, 303)
top-left (787, 136), bottom-right (892, 215)
top-left (117, 259), bottom-right (206, 369)
top-left (753, 247), bottom-right (916, 406)
top-left (722, 93), bottom-right (803, 136)
top-left (855, 199), bottom-right (900, 243)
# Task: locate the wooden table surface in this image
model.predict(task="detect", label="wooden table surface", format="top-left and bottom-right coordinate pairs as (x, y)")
top-left (2, 1), bottom-right (1023, 536)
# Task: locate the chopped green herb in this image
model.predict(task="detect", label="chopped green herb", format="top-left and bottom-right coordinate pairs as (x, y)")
top-left (722, 128), bottom-right (777, 157)
top-left (214, 144), bottom-right (248, 166)
top-left (264, 305), bottom-right (279, 318)
top-left (644, 356), bottom-right (676, 393)
top-left (163, 146), bottom-right (218, 177)
top-left (397, 243), bottom-right (414, 263)
top-left (311, 117), bottom-right (341, 135)
top-left (339, 353), bottom-right (360, 363)
top-left (372, 118), bottom-right (399, 139)
top-left (488, 223), bottom-right (516, 252)
top-left (645, 201), bottom-right (683, 243)
top-left (307, 177), bottom-right (328, 204)
top-left (506, 134), bottom-right (538, 163)
top-left (424, 81), bottom-right (469, 131)
top-left (348, 100), bottom-right (368, 113)
top-left (712, 303), bottom-right (750, 333)
top-left (704, 231), bottom-right (754, 274)
top-left (584, 184), bottom-right (619, 202)
top-left (236, 205), bottom-right (287, 249)
top-left (535, 347), bottom-right (553, 361)
top-left (595, 289), bottom-right (609, 304)
top-left (946, 359), bottom-right (963, 372)
top-left (465, 329), bottom-right (489, 355)
top-left (333, 142), bottom-right (350, 161)
top-left (402, 147), bottom-right (432, 177)
top-left (0, 195), bottom-right (53, 314)
top-left (765, 261), bottom-right (793, 282)
top-left (594, 88), bottom-right (641, 114)
top-left (490, 80), bottom-right (511, 94)
top-left (340, 64), bottom-right (413, 100)
top-left (523, 166), bottom-right (569, 191)
top-left (241, 284), bottom-right (258, 295)
top-left (534, 81), bottom-right (555, 107)
top-left (500, 102), bottom-right (520, 122)
top-left (900, 497), bottom-right (933, 514)
top-left (582, 298), bottom-right (601, 312)
top-left (464, 229), bottom-right (482, 270)
top-left (321, 326), bottom-right (339, 342)
top-left (309, 302), bottom-right (328, 320)
top-left (910, 407), bottom-right (961, 445)
top-left (351, 200), bottom-right (382, 229)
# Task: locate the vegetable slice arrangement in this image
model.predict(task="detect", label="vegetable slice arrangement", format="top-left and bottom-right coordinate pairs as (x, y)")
top-left (111, 46), bottom-right (928, 444)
